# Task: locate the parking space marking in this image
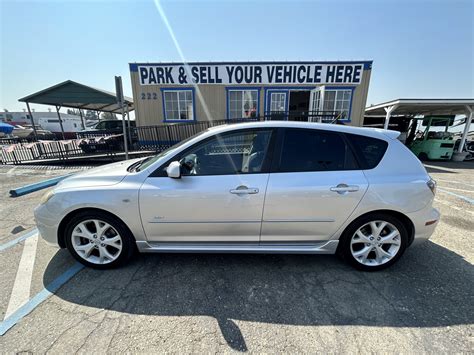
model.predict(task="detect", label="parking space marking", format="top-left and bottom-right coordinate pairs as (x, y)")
top-left (436, 178), bottom-right (474, 188)
top-left (0, 262), bottom-right (84, 336)
top-left (435, 198), bottom-right (474, 216)
top-left (5, 235), bottom-right (39, 319)
top-left (437, 188), bottom-right (474, 205)
top-left (438, 186), bottom-right (474, 194)
top-left (0, 228), bottom-right (38, 252)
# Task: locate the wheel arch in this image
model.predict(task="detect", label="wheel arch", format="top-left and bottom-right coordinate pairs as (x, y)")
top-left (57, 207), bottom-right (136, 248)
top-left (338, 209), bottom-right (415, 250)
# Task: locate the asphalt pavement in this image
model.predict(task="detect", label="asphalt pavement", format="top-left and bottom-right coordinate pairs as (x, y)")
top-left (0, 162), bottom-right (472, 353)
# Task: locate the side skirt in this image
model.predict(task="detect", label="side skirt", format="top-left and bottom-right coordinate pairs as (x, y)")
top-left (136, 240), bottom-right (339, 254)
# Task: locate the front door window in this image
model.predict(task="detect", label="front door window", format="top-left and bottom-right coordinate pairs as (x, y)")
top-left (179, 129), bottom-right (273, 175)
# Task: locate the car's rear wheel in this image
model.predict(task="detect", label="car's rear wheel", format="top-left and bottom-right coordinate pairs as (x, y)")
top-left (339, 213), bottom-right (408, 271)
top-left (64, 211), bottom-right (135, 269)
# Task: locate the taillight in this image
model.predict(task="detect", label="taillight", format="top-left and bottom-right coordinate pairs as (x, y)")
top-left (427, 178), bottom-right (437, 195)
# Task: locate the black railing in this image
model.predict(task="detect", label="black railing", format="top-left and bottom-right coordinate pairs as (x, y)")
top-left (0, 139), bottom-right (84, 164)
top-left (135, 118), bottom-right (257, 151)
top-left (0, 113), bottom-right (341, 165)
top-left (262, 110), bottom-right (342, 123)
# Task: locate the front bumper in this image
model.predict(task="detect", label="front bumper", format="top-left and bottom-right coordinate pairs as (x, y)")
top-left (407, 206), bottom-right (440, 246)
top-left (34, 203), bottom-right (61, 247)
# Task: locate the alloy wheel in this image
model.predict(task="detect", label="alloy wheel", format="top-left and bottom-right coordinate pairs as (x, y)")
top-left (71, 219), bottom-right (123, 265)
top-left (350, 220), bottom-right (401, 267)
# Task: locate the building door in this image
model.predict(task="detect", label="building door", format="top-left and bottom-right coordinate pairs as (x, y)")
top-left (288, 90), bottom-right (311, 121)
top-left (266, 90), bottom-right (288, 120)
top-left (308, 87), bottom-right (324, 122)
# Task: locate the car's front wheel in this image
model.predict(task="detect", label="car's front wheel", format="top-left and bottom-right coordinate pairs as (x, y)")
top-left (64, 211), bottom-right (135, 269)
top-left (339, 213), bottom-right (408, 271)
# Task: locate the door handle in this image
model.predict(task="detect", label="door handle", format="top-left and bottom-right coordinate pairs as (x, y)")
top-left (230, 186), bottom-right (259, 195)
top-left (330, 184), bottom-right (359, 194)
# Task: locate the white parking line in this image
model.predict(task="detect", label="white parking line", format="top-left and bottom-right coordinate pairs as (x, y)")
top-left (436, 178), bottom-right (474, 188)
top-left (0, 262), bottom-right (84, 336)
top-left (437, 188), bottom-right (474, 205)
top-left (435, 198), bottom-right (474, 216)
top-left (438, 186), bottom-right (474, 194)
top-left (5, 235), bottom-right (39, 319)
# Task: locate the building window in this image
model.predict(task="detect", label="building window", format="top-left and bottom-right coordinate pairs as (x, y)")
top-left (163, 89), bottom-right (194, 121)
top-left (323, 89), bottom-right (352, 119)
top-left (270, 92), bottom-right (286, 113)
top-left (228, 90), bottom-right (258, 119)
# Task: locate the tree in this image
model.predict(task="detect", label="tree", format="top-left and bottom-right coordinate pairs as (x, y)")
top-left (101, 112), bottom-right (117, 120)
top-left (66, 108), bottom-right (80, 116)
top-left (84, 110), bottom-right (99, 120)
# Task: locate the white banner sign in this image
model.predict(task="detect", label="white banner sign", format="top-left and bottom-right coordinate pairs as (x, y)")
top-left (137, 63), bottom-right (365, 86)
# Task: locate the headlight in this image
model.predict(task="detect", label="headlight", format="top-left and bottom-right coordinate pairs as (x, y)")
top-left (40, 190), bottom-right (55, 205)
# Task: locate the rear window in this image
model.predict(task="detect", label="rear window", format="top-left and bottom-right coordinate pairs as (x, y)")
top-left (345, 133), bottom-right (388, 169)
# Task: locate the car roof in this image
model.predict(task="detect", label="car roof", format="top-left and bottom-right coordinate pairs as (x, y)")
top-left (207, 121), bottom-right (400, 140)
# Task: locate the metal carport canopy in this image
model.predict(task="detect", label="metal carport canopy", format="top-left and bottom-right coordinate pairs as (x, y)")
top-left (18, 80), bottom-right (134, 113)
top-left (18, 80), bottom-right (134, 140)
top-left (365, 98), bottom-right (474, 153)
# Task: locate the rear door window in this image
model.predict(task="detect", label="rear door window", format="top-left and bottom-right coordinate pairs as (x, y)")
top-left (278, 128), bottom-right (358, 172)
top-left (345, 133), bottom-right (388, 169)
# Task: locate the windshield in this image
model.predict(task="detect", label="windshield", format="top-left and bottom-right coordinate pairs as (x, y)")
top-left (135, 130), bottom-right (209, 171)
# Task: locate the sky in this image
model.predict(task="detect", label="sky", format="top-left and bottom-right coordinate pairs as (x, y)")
top-left (0, 0), bottom-right (473, 114)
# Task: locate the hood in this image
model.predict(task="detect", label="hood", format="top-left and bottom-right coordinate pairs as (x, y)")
top-left (55, 158), bottom-right (143, 190)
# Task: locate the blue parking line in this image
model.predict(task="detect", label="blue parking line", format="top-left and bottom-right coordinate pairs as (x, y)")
top-left (0, 229), bottom-right (38, 252)
top-left (0, 262), bottom-right (84, 336)
top-left (438, 188), bottom-right (474, 205)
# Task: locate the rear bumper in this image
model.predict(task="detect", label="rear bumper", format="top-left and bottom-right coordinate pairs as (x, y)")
top-left (34, 204), bottom-right (61, 247)
top-left (407, 206), bottom-right (440, 245)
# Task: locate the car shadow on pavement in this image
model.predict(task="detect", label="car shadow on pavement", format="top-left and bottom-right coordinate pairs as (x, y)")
top-left (44, 241), bottom-right (473, 352)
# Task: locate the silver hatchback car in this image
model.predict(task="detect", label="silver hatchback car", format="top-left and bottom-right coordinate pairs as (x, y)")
top-left (35, 122), bottom-right (439, 271)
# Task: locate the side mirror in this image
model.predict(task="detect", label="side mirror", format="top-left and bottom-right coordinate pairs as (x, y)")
top-left (166, 161), bottom-right (181, 179)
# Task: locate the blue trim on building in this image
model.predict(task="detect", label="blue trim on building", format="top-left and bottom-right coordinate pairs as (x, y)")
top-left (160, 87), bottom-right (197, 123)
top-left (129, 60), bottom-right (374, 72)
top-left (225, 87), bottom-right (261, 120)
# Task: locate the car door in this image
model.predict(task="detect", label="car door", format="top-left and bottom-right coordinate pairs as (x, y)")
top-left (139, 128), bottom-right (275, 243)
top-left (261, 128), bottom-right (368, 242)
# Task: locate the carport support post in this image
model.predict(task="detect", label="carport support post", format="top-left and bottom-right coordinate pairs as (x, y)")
top-left (458, 105), bottom-right (473, 153)
top-left (78, 109), bottom-right (86, 130)
top-left (126, 105), bottom-right (132, 147)
top-left (115, 76), bottom-right (128, 160)
top-left (25, 102), bottom-right (38, 141)
top-left (383, 104), bottom-right (398, 130)
top-left (55, 106), bottom-right (66, 140)
top-left (120, 103), bottom-right (129, 159)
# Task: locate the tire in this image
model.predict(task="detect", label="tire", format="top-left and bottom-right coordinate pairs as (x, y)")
top-left (418, 152), bottom-right (429, 161)
top-left (64, 210), bottom-right (136, 269)
top-left (338, 213), bottom-right (408, 271)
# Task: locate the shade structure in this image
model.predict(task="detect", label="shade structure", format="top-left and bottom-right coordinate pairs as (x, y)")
top-left (18, 80), bottom-right (134, 113)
